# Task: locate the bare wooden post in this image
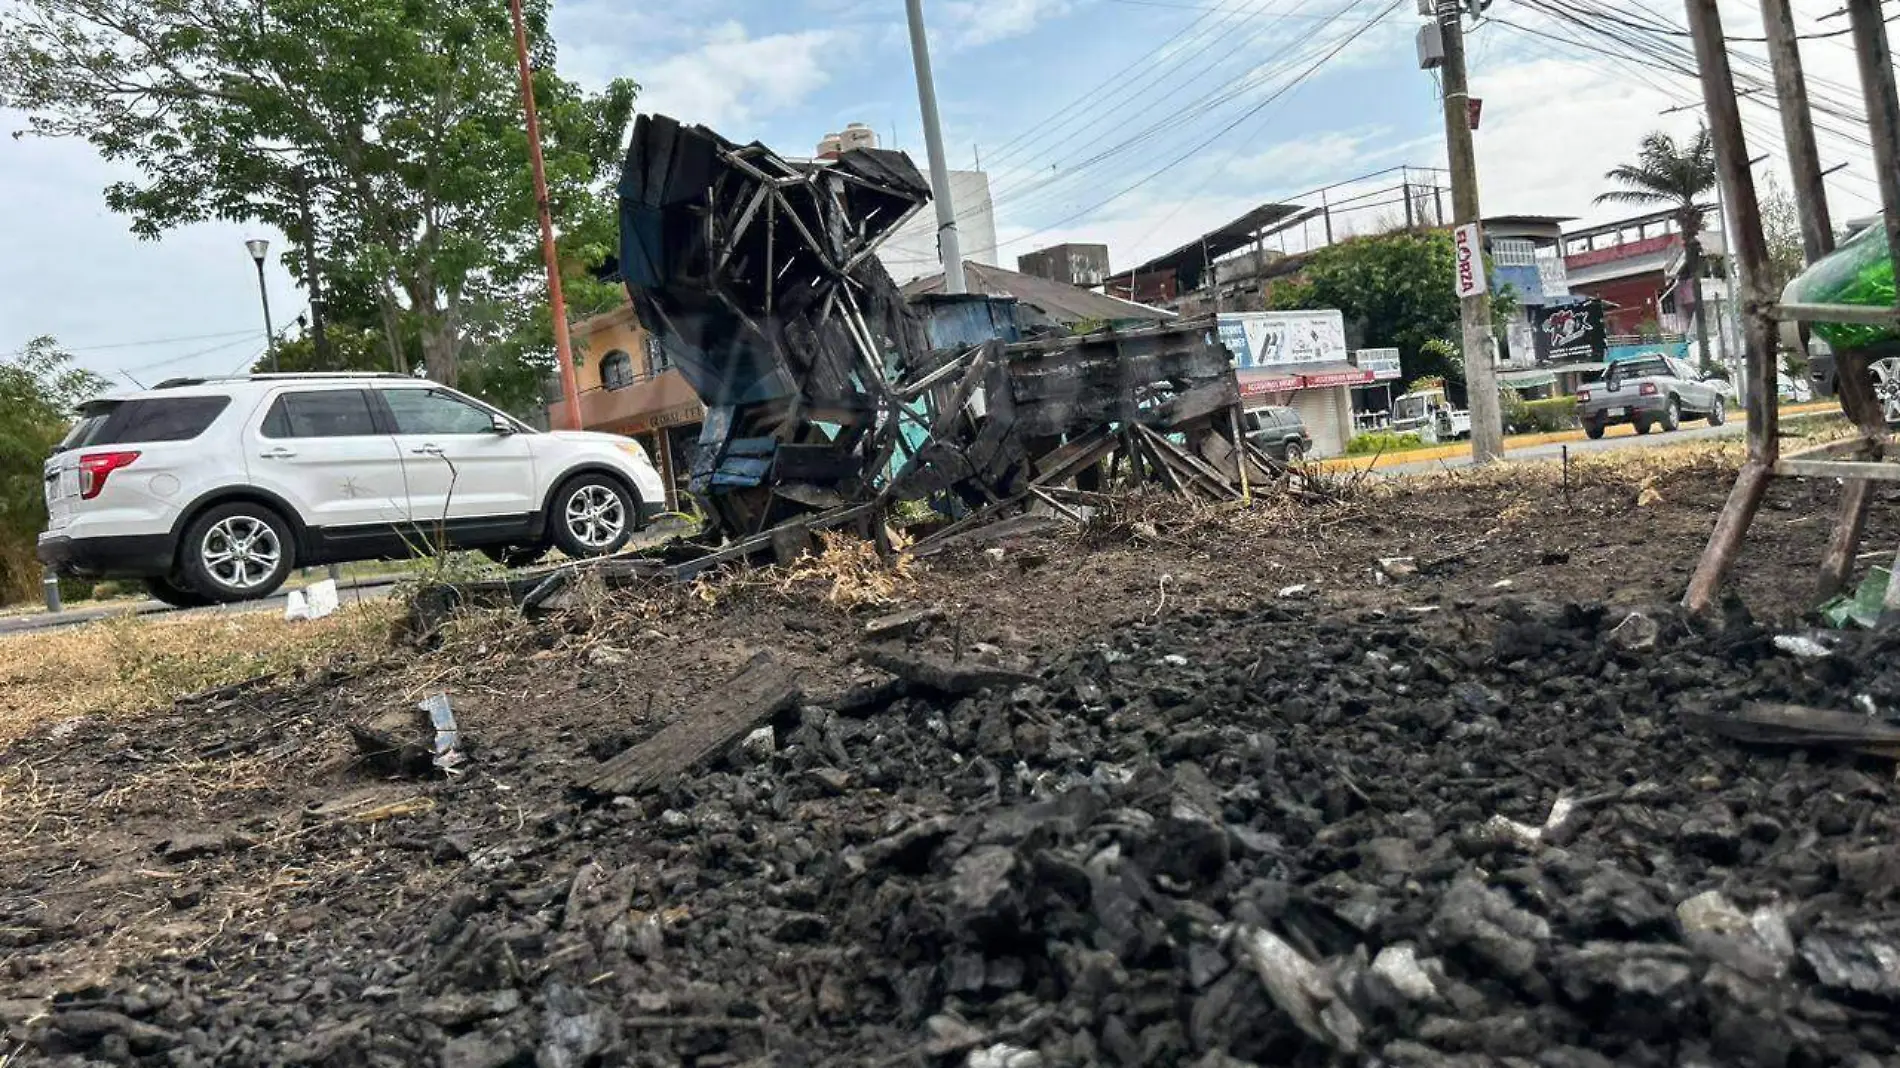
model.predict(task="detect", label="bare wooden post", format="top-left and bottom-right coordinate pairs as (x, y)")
top-left (1761, 0), bottom-right (1878, 597)
top-left (1682, 0), bottom-right (1784, 614)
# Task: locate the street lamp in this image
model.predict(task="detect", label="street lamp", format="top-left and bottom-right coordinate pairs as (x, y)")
top-left (246, 238), bottom-right (279, 373)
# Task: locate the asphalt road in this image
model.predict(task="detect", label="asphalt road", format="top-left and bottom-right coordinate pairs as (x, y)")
top-left (0, 576), bottom-right (402, 637)
top-left (1377, 417), bottom-right (1761, 477)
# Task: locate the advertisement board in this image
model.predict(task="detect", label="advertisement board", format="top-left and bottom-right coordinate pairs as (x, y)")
top-left (1351, 348), bottom-right (1402, 381)
top-left (1216, 310), bottom-right (1349, 371)
top-left (1533, 301), bottom-right (1608, 363)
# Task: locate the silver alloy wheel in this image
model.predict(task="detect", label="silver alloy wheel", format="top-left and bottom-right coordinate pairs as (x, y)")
top-left (1873, 357), bottom-right (1900, 422)
top-left (201, 515), bottom-right (281, 591)
top-left (564, 484), bottom-right (627, 549)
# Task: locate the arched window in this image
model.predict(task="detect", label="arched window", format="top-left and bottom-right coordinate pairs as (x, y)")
top-left (601, 349), bottom-right (635, 390)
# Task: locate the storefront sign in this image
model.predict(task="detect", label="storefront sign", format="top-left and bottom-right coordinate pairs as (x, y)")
top-left (1237, 372), bottom-right (1303, 397)
top-left (630, 400), bottom-right (706, 434)
top-left (1351, 348), bottom-right (1402, 381)
top-left (1300, 368), bottom-right (1375, 388)
top-left (1216, 310), bottom-right (1348, 370)
top-left (1533, 301), bottom-right (1607, 363)
top-left (1453, 223), bottom-right (1487, 299)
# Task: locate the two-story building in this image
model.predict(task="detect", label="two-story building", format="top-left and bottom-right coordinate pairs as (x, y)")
top-left (1561, 207), bottom-right (1734, 366)
top-left (545, 303), bottom-right (704, 512)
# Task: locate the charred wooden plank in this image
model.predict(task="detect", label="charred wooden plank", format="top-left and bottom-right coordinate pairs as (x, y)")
top-left (863, 606), bottom-right (947, 639)
top-left (860, 647), bottom-right (1038, 695)
top-left (1687, 700), bottom-right (1900, 757)
top-left (580, 653), bottom-right (802, 795)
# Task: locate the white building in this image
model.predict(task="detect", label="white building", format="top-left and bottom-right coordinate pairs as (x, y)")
top-left (878, 170), bottom-right (998, 285)
top-left (814, 125), bottom-right (996, 286)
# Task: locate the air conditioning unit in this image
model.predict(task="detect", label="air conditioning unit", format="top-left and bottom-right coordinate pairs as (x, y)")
top-left (1417, 23), bottom-right (1445, 69)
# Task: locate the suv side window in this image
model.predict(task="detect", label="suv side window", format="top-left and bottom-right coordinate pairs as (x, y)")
top-left (66, 397), bottom-right (231, 448)
top-left (261, 390), bottom-right (380, 438)
top-left (382, 389), bottom-right (495, 435)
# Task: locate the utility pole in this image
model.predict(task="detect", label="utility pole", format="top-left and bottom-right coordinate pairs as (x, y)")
top-left (292, 168), bottom-right (331, 366)
top-left (508, 0), bottom-right (583, 431)
top-left (1436, 0), bottom-right (1503, 462)
top-left (905, 0), bottom-right (966, 294)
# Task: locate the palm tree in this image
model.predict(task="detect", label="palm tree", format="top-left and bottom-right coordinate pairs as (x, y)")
top-left (1596, 128), bottom-right (1719, 372)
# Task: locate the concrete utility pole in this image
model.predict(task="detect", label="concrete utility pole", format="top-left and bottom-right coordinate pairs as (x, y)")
top-left (905, 0), bottom-right (967, 294)
top-left (1436, 0), bottom-right (1503, 462)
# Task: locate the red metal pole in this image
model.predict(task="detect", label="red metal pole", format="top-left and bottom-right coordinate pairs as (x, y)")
top-left (508, 0), bottom-right (583, 432)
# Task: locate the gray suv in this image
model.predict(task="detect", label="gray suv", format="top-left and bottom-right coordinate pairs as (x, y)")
top-left (1244, 406), bottom-right (1311, 461)
top-left (1576, 354), bottom-right (1727, 439)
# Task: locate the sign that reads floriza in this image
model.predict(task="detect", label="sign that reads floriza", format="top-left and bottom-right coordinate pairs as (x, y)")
top-left (1453, 223), bottom-right (1487, 299)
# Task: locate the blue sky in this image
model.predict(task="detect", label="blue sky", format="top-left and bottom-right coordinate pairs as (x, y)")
top-left (0, 0), bottom-right (1884, 387)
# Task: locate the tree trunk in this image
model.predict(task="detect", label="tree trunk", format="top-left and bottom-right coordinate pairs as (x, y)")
top-left (1683, 234), bottom-right (1715, 375)
top-left (420, 319), bottom-right (459, 386)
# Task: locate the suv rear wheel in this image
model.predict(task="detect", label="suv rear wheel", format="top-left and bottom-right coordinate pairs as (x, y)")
top-left (481, 544), bottom-right (550, 570)
top-left (144, 576), bottom-right (213, 609)
top-left (1283, 438), bottom-right (1306, 463)
top-left (549, 474), bottom-right (639, 558)
top-left (180, 502), bottom-right (296, 602)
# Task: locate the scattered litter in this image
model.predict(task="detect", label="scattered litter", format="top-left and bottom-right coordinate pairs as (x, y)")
top-left (1161, 654), bottom-right (1189, 667)
top-left (418, 692), bottom-right (465, 776)
top-left (1774, 634), bottom-right (1833, 659)
top-left (1277, 583), bottom-right (1311, 599)
top-left (1490, 578), bottom-right (1515, 589)
top-left (1608, 611), bottom-right (1660, 652)
top-left (739, 726), bottom-right (777, 765)
top-left (1378, 556), bottom-right (1418, 578)
top-left (1820, 567), bottom-right (1891, 629)
top-left (283, 579), bottom-right (339, 621)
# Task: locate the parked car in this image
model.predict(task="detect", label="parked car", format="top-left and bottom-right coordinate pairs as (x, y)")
top-left (1243, 406), bottom-right (1311, 462)
top-left (39, 373), bottom-right (668, 605)
top-left (1575, 354), bottom-right (1727, 439)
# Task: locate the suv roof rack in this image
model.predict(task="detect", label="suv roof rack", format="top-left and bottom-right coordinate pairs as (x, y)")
top-left (152, 372), bottom-right (419, 389)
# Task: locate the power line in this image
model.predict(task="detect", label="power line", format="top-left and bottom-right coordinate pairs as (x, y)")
top-left (988, 0), bottom-right (1407, 255)
top-left (2, 327), bottom-right (258, 359)
top-left (961, 0), bottom-right (1387, 236)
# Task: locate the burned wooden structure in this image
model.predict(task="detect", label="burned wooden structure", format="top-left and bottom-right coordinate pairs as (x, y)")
top-left (618, 114), bottom-right (934, 537)
top-left (614, 114), bottom-right (1274, 562)
top-left (1679, 0), bottom-right (1900, 617)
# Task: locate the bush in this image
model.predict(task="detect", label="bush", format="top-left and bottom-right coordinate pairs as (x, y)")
top-left (1499, 386), bottom-right (1530, 433)
top-left (1346, 430), bottom-right (1426, 455)
top-left (1521, 396), bottom-right (1580, 433)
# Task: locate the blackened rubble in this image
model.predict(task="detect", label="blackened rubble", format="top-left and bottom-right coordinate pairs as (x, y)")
top-left (18, 597), bottom-right (1900, 1067)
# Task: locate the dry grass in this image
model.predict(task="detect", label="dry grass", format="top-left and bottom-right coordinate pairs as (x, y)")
top-left (0, 602), bottom-right (398, 751)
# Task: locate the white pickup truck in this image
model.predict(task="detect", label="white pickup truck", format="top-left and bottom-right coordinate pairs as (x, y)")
top-left (1389, 388), bottom-right (1471, 442)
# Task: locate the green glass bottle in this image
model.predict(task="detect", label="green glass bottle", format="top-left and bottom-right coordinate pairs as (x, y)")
top-left (1781, 221), bottom-right (1898, 351)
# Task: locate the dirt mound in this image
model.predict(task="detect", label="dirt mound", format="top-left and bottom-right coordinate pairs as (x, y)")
top-left (12, 591), bottom-right (1900, 1067)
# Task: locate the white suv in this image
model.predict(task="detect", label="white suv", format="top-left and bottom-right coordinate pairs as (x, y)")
top-left (39, 373), bottom-right (668, 605)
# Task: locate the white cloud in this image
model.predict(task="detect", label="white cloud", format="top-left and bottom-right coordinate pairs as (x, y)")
top-left (616, 22), bottom-right (844, 131)
top-left (940, 0), bottom-right (1073, 48)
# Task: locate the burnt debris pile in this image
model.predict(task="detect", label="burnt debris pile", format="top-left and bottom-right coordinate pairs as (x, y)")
top-left (612, 115), bottom-right (1280, 560)
top-left (23, 600), bottom-right (1900, 1066)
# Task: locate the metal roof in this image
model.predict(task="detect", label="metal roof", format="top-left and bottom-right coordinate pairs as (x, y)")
top-left (902, 262), bottom-right (1173, 324)
top-left (1116, 202), bottom-right (1308, 283)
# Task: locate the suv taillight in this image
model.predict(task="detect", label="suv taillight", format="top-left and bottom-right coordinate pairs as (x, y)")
top-left (1576, 389), bottom-right (1591, 402)
top-left (1639, 382), bottom-right (1659, 397)
top-left (78, 451), bottom-right (140, 499)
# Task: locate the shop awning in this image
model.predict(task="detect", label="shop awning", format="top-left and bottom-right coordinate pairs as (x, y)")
top-left (1298, 363), bottom-right (1376, 388)
top-left (1238, 371), bottom-right (1302, 397)
top-left (1498, 367), bottom-right (1557, 389)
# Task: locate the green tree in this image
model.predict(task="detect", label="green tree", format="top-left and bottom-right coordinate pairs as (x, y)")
top-left (0, 0), bottom-right (635, 393)
top-left (1758, 176), bottom-right (1807, 292)
top-left (1596, 128), bottom-right (1718, 372)
top-left (1263, 229), bottom-right (1468, 383)
top-left (0, 338), bottom-right (109, 602)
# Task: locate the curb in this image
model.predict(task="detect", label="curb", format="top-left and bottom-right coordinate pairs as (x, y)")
top-left (1318, 401), bottom-right (1840, 473)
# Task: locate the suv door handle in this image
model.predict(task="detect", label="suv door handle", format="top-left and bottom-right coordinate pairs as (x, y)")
top-left (259, 446), bottom-right (297, 459)
top-left (411, 444), bottom-right (444, 456)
